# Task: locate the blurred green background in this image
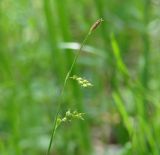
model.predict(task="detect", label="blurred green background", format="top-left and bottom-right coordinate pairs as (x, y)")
top-left (0, 0), bottom-right (160, 155)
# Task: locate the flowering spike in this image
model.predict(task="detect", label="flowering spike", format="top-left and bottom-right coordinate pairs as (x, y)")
top-left (70, 75), bottom-right (93, 88)
top-left (56, 110), bottom-right (85, 128)
top-left (89, 18), bottom-right (104, 34)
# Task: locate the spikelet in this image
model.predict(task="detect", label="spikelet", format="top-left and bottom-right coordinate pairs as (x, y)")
top-left (56, 110), bottom-right (85, 129)
top-left (89, 18), bottom-right (104, 34)
top-left (70, 75), bottom-right (93, 88)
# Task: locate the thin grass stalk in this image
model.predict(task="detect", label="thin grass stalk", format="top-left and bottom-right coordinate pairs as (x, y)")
top-left (141, 0), bottom-right (151, 119)
top-left (46, 19), bottom-right (103, 155)
top-left (142, 0), bottom-right (150, 89)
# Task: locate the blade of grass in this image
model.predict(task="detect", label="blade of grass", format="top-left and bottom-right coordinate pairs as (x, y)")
top-left (112, 92), bottom-right (132, 135)
top-left (43, 0), bottom-right (66, 81)
top-left (141, 0), bottom-right (151, 89)
top-left (110, 33), bottom-right (129, 77)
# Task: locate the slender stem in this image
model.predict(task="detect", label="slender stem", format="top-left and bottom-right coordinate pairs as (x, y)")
top-left (46, 32), bottom-right (91, 155)
top-left (141, 0), bottom-right (151, 118)
top-left (142, 0), bottom-right (150, 89)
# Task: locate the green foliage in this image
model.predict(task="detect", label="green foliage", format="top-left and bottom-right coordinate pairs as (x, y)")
top-left (0, 0), bottom-right (160, 155)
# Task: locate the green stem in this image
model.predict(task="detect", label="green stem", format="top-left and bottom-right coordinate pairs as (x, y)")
top-left (141, 0), bottom-right (151, 118)
top-left (46, 31), bottom-right (91, 155)
top-left (142, 0), bottom-right (150, 89)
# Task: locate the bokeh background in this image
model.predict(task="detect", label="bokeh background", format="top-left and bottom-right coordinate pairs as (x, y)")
top-left (0, 0), bottom-right (160, 155)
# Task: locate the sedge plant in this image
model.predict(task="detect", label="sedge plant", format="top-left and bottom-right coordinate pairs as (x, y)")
top-left (46, 18), bottom-right (104, 155)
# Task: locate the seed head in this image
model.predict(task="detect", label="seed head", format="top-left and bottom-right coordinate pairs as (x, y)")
top-left (89, 18), bottom-right (104, 34)
top-left (70, 75), bottom-right (93, 88)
